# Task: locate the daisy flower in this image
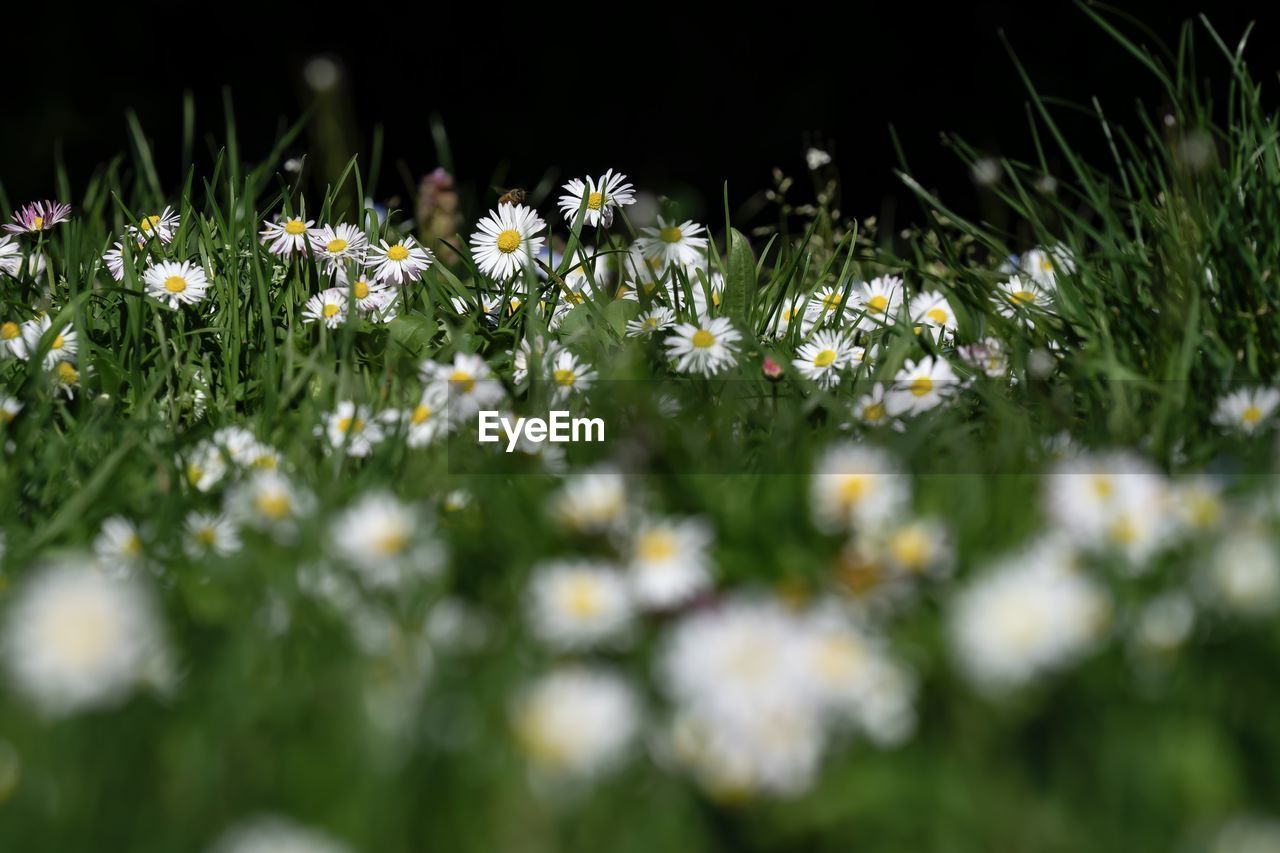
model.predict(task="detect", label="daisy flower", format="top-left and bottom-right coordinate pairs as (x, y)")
top-left (143, 259), bottom-right (210, 309)
top-left (0, 396), bottom-right (22, 426)
top-left (128, 206), bottom-right (180, 244)
top-left (4, 200), bottom-right (71, 235)
top-left (956, 338), bottom-right (1008, 378)
top-left (210, 817), bottom-right (354, 853)
top-left (399, 384), bottom-right (451, 448)
top-left (690, 272), bottom-right (725, 317)
top-left (512, 336), bottom-right (564, 385)
top-left (557, 169), bottom-right (637, 228)
top-left (1019, 245), bottom-right (1075, 289)
top-left (228, 471), bottom-right (315, 537)
top-left (810, 443), bottom-right (911, 532)
top-left (308, 222), bottom-right (368, 272)
top-left (627, 516), bottom-right (715, 609)
top-left (260, 213), bottom-right (314, 257)
top-left (20, 316), bottom-right (77, 368)
top-left (995, 275), bottom-right (1052, 319)
top-left (92, 516), bottom-right (145, 577)
top-left (330, 492), bottom-right (442, 588)
top-left (183, 511), bottom-right (241, 558)
top-left (420, 353), bottom-right (505, 420)
top-left (52, 361), bottom-right (84, 398)
top-left (301, 287), bottom-right (349, 329)
top-left (1212, 387), bottom-right (1280, 434)
top-left (470, 203), bottom-right (546, 280)
top-left (3, 559), bottom-right (164, 717)
top-left (849, 384), bottom-right (902, 429)
top-left (626, 305), bottom-right (677, 338)
top-left (549, 466), bottom-right (627, 534)
top-left (664, 316), bottom-right (742, 376)
top-left (512, 667), bottom-right (639, 778)
top-left (1202, 530), bottom-right (1280, 617)
top-left (318, 401), bottom-right (385, 457)
top-left (852, 276), bottom-right (904, 331)
top-left (637, 218), bottom-right (707, 271)
top-left (802, 286), bottom-right (857, 333)
top-left (888, 356), bottom-right (959, 416)
top-left (526, 560), bottom-right (634, 650)
top-left (0, 236), bottom-right (22, 276)
top-left (793, 330), bottom-right (856, 389)
top-left (1, 319), bottom-right (28, 360)
top-left (769, 296), bottom-right (807, 339)
top-left (102, 241), bottom-right (130, 281)
top-left (909, 289), bottom-right (958, 335)
top-left (334, 267), bottom-right (390, 313)
top-left (547, 350), bottom-right (596, 400)
top-left (367, 234), bottom-right (434, 285)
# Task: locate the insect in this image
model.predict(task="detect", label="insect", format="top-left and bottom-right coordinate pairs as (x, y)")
top-left (599, 205), bottom-right (615, 229)
top-left (495, 187), bottom-right (526, 206)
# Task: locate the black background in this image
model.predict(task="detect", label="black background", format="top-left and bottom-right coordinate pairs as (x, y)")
top-left (4, 3), bottom-right (1278, 226)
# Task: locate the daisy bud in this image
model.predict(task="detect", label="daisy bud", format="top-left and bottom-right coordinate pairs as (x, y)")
top-left (762, 355), bottom-right (784, 382)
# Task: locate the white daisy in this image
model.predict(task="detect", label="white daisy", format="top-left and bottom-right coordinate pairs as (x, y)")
top-left (888, 356), bottom-right (959, 416)
top-left (549, 466), bottom-right (627, 534)
top-left (558, 169), bottom-right (636, 228)
top-left (849, 384), bottom-right (903, 428)
top-left (308, 222), bottom-right (368, 272)
top-left (627, 516), bottom-right (715, 609)
top-left (180, 443), bottom-right (228, 493)
top-left (367, 235), bottom-right (434, 285)
top-left (664, 316), bottom-right (742, 376)
top-left (330, 491), bottom-right (442, 588)
top-left (810, 443), bottom-right (911, 532)
top-left (129, 206), bottom-right (180, 244)
top-left (1019, 245), bottom-right (1074, 289)
top-left (0, 395), bottom-right (22, 426)
top-left (318, 401), bottom-right (385, 457)
top-left (512, 336), bottom-right (564, 385)
top-left (852, 276), bottom-right (904, 331)
top-left (333, 266), bottom-right (391, 314)
top-left (637, 218), bottom-right (707, 270)
top-left (400, 384), bottom-right (451, 448)
top-left (801, 286), bottom-right (857, 333)
top-left (52, 361), bottom-right (84, 399)
top-left (260, 214), bottom-right (314, 257)
top-left (1201, 529), bottom-right (1280, 617)
top-left (547, 350), bottom-right (596, 400)
top-left (512, 667), bottom-right (639, 778)
top-left (0, 319), bottom-right (27, 359)
top-left (769, 296), bottom-right (807, 339)
top-left (210, 817), bottom-right (353, 853)
top-left (909, 289), bottom-right (958, 335)
top-left (995, 275), bottom-right (1052, 319)
top-left (20, 316), bottom-right (77, 367)
top-left (793, 330), bottom-right (856, 389)
top-left (92, 516), bottom-right (145, 576)
top-left (0, 236), bottom-right (21, 277)
top-left (625, 305), bottom-right (676, 338)
top-left (470, 203), bottom-right (546, 281)
top-left (183, 512), bottom-right (241, 558)
top-left (227, 471), bottom-right (315, 537)
top-left (526, 560), bottom-right (634, 650)
top-left (421, 353), bottom-right (505, 421)
top-left (1212, 387), bottom-right (1280, 434)
top-left (144, 259), bottom-right (210, 310)
top-left (301, 287), bottom-right (349, 329)
top-left (3, 560), bottom-right (164, 717)
top-left (102, 241), bottom-right (130, 281)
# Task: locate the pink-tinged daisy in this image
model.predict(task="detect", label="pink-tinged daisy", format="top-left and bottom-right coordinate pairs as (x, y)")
top-left (301, 287), bottom-right (350, 329)
top-left (636, 218), bottom-right (707, 270)
top-left (470, 204), bottom-right (546, 280)
top-left (4, 200), bottom-right (71, 235)
top-left (259, 213), bottom-right (314, 257)
top-left (143, 260), bottom-right (211, 310)
top-left (367, 235), bottom-right (434, 285)
top-left (102, 242), bottom-right (129, 281)
top-left (557, 169), bottom-right (636, 228)
top-left (309, 223), bottom-right (369, 272)
top-left (128, 206), bottom-right (180, 244)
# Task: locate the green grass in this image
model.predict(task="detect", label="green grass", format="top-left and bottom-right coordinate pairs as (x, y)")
top-left (1, 10), bottom-right (1280, 853)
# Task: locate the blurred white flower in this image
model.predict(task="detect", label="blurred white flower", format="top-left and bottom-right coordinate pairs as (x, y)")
top-left (526, 560), bottom-right (633, 650)
top-left (626, 516), bottom-right (715, 609)
top-left (512, 667), bottom-right (639, 779)
top-left (209, 816), bottom-right (352, 853)
top-left (811, 443), bottom-right (911, 533)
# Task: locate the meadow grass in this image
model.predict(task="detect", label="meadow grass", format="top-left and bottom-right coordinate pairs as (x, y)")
top-left (1, 11), bottom-right (1279, 853)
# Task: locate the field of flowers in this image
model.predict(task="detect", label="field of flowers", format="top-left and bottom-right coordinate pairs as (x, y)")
top-left (3, 17), bottom-right (1280, 853)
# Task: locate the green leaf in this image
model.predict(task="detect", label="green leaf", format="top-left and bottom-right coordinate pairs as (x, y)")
top-left (724, 227), bottom-right (755, 327)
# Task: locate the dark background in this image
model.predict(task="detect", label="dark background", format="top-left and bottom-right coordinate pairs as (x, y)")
top-left (4, 3), bottom-right (1279, 226)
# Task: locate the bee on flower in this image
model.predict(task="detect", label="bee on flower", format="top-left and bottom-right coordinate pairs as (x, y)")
top-left (470, 203), bottom-right (546, 280)
top-left (557, 169), bottom-right (637, 228)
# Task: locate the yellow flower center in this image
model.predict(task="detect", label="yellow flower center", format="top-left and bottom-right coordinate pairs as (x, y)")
top-left (1, 322), bottom-right (18, 340)
top-left (386, 243), bottom-right (410, 261)
top-left (927, 307), bottom-right (948, 324)
top-left (337, 416), bottom-right (365, 435)
top-left (496, 229), bottom-right (521, 253)
top-left (553, 368), bottom-right (576, 387)
top-left (353, 280), bottom-right (369, 299)
top-left (643, 317), bottom-right (659, 330)
top-left (867, 294), bottom-right (889, 313)
top-left (187, 464), bottom-right (204, 486)
top-left (586, 191), bottom-right (604, 210)
top-left (1091, 476), bottom-right (1113, 500)
top-left (564, 577), bottom-right (603, 618)
top-left (164, 276), bottom-right (187, 293)
top-left (195, 526), bottom-right (218, 547)
top-left (284, 219), bottom-right (307, 236)
top-left (910, 376), bottom-right (933, 397)
top-left (813, 349), bottom-right (837, 368)
top-left (888, 527), bottom-right (931, 570)
top-left (636, 530), bottom-right (676, 562)
top-left (691, 329), bottom-right (716, 349)
top-left (1010, 290), bottom-right (1036, 306)
top-left (325, 238), bottom-right (348, 254)
top-left (323, 302), bottom-right (341, 318)
top-left (659, 226), bottom-right (683, 243)
top-left (374, 528), bottom-right (410, 556)
top-left (140, 214), bottom-right (161, 232)
top-left (1242, 405), bottom-right (1263, 424)
top-left (863, 402), bottom-right (885, 422)
top-left (1108, 516), bottom-right (1138, 545)
top-left (51, 334), bottom-right (65, 350)
top-left (838, 475), bottom-right (868, 505)
top-left (56, 362), bottom-right (78, 384)
top-left (450, 370), bottom-right (476, 393)
top-left (821, 292), bottom-right (843, 311)
top-left (256, 492), bottom-right (292, 520)
top-left (411, 404), bottom-right (432, 425)
top-left (32, 216), bottom-right (44, 230)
